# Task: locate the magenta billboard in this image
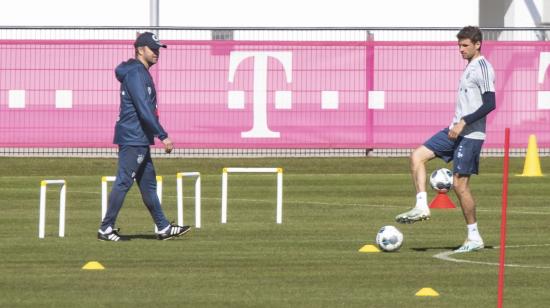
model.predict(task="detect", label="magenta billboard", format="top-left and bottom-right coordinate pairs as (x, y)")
top-left (0, 40), bottom-right (549, 148)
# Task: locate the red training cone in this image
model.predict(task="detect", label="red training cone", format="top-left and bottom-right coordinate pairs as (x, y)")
top-left (429, 192), bottom-right (456, 209)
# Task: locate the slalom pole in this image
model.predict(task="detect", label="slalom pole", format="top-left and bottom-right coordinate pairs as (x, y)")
top-left (497, 128), bottom-right (510, 308)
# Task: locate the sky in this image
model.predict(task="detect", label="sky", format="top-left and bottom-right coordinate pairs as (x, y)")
top-left (0, 0), bottom-right (479, 27)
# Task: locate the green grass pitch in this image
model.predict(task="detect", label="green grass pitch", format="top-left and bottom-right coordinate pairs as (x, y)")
top-left (0, 157), bottom-right (549, 307)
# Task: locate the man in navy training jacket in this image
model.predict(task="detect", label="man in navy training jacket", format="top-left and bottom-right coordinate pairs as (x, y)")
top-left (98, 32), bottom-right (190, 241)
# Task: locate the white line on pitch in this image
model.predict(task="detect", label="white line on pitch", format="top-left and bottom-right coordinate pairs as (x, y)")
top-left (433, 244), bottom-right (550, 270)
top-left (70, 190), bottom-right (400, 210)
top-left (477, 208), bottom-right (550, 215)
top-left (69, 190), bottom-right (550, 214)
top-left (78, 192), bottom-right (394, 208)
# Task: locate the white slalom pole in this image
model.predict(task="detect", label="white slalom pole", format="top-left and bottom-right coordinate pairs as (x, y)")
top-left (177, 173), bottom-right (184, 226)
top-left (101, 176), bottom-right (116, 220)
top-left (276, 168), bottom-right (283, 224)
top-left (101, 178), bottom-right (107, 220)
top-left (155, 176), bottom-right (162, 233)
top-left (195, 174), bottom-right (201, 228)
top-left (221, 169), bottom-right (228, 223)
top-left (38, 181), bottom-right (47, 239)
top-left (59, 183), bottom-right (66, 237)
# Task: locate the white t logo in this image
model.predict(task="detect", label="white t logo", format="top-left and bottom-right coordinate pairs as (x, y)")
top-left (228, 51), bottom-right (292, 138)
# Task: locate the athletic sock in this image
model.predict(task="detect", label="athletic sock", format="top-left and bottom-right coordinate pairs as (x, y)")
top-left (157, 225), bottom-right (170, 234)
top-left (467, 223), bottom-right (483, 242)
top-left (415, 192), bottom-right (429, 211)
top-left (98, 226), bottom-right (113, 234)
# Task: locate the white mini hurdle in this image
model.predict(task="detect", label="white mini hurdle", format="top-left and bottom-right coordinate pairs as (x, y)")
top-left (221, 167), bottom-right (283, 224)
top-left (176, 172), bottom-right (201, 228)
top-left (38, 179), bottom-right (67, 238)
top-left (101, 176), bottom-right (163, 232)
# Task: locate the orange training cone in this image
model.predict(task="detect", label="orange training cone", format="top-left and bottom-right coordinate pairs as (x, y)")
top-left (518, 134), bottom-right (543, 177)
top-left (429, 192), bottom-right (456, 209)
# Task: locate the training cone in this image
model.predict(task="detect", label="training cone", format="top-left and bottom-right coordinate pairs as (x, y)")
top-left (518, 134), bottom-right (543, 177)
top-left (82, 261), bottom-right (105, 270)
top-left (415, 287), bottom-right (440, 297)
top-left (358, 244), bottom-right (380, 253)
top-left (429, 192), bottom-right (456, 209)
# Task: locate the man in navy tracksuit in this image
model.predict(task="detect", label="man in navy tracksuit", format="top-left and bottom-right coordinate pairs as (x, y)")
top-left (98, 32), bottom-right (190, 241)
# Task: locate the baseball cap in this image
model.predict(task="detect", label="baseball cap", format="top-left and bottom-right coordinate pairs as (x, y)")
top-left (134, 32), bottom-right (167, 50)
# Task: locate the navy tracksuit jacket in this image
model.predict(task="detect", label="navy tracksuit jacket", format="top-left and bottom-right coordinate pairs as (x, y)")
top-left (114, 58), bottom-right (167, 145)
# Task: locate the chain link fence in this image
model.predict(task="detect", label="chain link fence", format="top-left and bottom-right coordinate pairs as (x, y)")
top-left (1, 27), bottom-right (549, 157)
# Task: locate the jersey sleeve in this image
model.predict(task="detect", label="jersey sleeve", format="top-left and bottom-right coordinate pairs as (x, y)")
top-left (475, 59), bottom-right (496, 94)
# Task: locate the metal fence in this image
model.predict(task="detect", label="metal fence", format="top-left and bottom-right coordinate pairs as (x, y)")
top-left (1, 27), bottom-right (549, 157)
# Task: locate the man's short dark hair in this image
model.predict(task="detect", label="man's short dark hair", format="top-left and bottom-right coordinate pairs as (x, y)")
top-left (457, 26), bottom-right (483, 44)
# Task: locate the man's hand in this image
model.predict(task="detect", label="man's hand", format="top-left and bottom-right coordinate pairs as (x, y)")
top-left (162, 137), bottom-right (174, 154)
top-left (448, 119), bottom-right (466, 140)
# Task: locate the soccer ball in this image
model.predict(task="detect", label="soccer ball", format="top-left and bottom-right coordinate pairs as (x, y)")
top-left (375, 225), bottom-right (404, 252)
top-left (429, 168), bottom-right (453, 192)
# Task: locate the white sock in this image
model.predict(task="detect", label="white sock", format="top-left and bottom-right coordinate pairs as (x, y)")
top-left (157, 225), bottom-right (170, 234)
top-left (98, 226), bottom-right (113, 234)
top-left (467, 223), bottom-right (482, 242)
top-left (415, 192), bottom-right (429, 210)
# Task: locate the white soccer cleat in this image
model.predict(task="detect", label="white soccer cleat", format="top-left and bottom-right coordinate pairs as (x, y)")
top-left (454, 239), bottom-right (484, 253)
top-left (395, 207), bottom-right (431, 224)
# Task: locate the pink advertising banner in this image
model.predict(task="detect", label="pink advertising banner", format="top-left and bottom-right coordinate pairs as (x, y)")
top-left (0, 40), bottom-right (549, 148)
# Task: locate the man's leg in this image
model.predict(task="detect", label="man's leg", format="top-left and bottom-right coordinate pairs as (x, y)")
top-left (395, 145), bottom-right (436, 223)
top-left (100, 145), bottom-right (140, 231)
top-left (135, 151), bottom-right (191, 240)
top-left (410, 145), bottom-right (436, 196)
top-left (98, 146), bottom-right (142, 241)
top-left (453, 175), bottom-right (476, 224)
top-left (453, 137), bottom-right (484, 253)
top-left (396, 128), bottom-right (456, 224)
top-left (453, 174), bottom-right (484, 252)
top-left (134, 150), bottom-right (170, 231)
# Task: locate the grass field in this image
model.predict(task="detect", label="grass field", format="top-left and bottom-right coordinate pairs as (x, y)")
top-left (0, 156), bottom-right (549, 307)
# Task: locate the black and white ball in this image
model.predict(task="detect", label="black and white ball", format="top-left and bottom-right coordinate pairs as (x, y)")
top-left (429, 168), bottom-right (453, 192)
top-left (375, 225), bottom-right (403, 252)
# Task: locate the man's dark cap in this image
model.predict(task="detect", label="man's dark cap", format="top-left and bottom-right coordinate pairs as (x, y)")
top-left (134, 32), bottom-right (167, 49)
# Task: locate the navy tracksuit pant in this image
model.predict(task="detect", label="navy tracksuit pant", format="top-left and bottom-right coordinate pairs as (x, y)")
top-left (100, 145), bottom-right (169, 231)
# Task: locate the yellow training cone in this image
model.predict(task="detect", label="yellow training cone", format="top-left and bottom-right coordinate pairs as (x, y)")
top-left (358, 244), bottom-right (380, 253)
top-left (518, 134), bottom-right (543, 177)
top-left (82, 261), bottom-right (105, 270)
top-left (415, 288), bottom-right (439, 297)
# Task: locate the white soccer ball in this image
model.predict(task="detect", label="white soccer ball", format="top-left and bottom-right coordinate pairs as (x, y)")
top-left (429, 168), bottom-right (453, 192)
top-left (376, 225), bottom-right (404, 252)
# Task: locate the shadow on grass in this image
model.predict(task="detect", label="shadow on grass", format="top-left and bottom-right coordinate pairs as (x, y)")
top-left (410, 245), bottom-right (494, 252)
top-left (125, 234), bottom-right (158, 240)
